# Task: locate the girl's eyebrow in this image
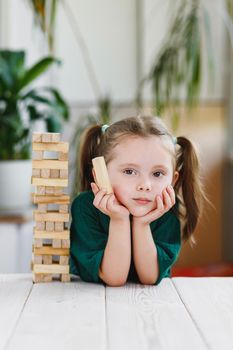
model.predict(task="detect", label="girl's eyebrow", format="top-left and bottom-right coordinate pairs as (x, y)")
top-left (152, 164), bottom-right (169, 171)
top-left (119, 163), bottom-right (140, 168)
top-left (119, 163), bottom-right (169, 171)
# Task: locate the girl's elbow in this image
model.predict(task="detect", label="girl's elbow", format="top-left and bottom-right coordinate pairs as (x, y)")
top-left (139, 274), bottom-right (158, 285)
top-left (102, 275), bottom-right (127, 287)
top-left (140, 279), bottom-right (156, 285)
top-left (99, 269), bottom-right (127, 287)
top-left (106, 280), bottom-right (126, 287)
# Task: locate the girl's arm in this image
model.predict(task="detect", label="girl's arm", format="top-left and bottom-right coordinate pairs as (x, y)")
top-left (91, 182), bottom-right (131, 286)
top-left (132, 220), bottom-right (159, 285)
top-left (99, 216), bottom-right (131, 286)
top-left (131, 187), bottom-right (177, 285)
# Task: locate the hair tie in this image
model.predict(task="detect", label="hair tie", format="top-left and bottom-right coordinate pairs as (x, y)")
top-left (173, 136), bottom-right (177, 145)
top-left (101, 124), bottom-right (109, 134)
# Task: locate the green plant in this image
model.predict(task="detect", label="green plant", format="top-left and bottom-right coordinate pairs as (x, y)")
top-left (28, 0), bottom-right (58, 53)
top-left (139, 0), bottom-right (213, 130)
top-left (0, 50), bottom-right (69, 160)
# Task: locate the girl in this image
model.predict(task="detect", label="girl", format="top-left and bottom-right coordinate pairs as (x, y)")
top-left (70, 115), bottom-right (205, 286)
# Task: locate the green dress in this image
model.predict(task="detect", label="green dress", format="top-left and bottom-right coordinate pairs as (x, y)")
top-left (70, 191), bottom-right (181, 285)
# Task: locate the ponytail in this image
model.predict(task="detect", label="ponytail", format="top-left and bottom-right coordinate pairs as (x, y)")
top-left (175, 136), bottom-right (205, 241)
top-left (78, 125), bottom-right (102, 192)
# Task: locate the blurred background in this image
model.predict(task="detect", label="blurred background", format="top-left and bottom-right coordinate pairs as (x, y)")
top-left (0, 0), bottom-right (232, 276)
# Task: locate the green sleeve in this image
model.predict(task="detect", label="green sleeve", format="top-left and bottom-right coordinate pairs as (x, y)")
top-left (150, 209), bottom-right (181, 285)
top-left (70, 192), bottom-right (108, 284)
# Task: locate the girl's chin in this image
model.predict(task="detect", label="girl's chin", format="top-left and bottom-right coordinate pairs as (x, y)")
top-left (129, 207), bottom-right (152, 217)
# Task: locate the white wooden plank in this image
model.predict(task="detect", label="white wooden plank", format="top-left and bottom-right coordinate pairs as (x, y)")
top-left (6, 278), bottom-right (106, 350)
top-left (172, 277), bottom-right (233, 350)
top-left (0, 274), bottom-right (33, 350)
top-left (106, 278), bottom-right (207, 350)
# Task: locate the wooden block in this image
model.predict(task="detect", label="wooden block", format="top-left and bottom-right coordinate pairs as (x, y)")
top-left (35, 221), bottom-right (45, 230)
top-left (32, 169), bottom-right (40, 177)
top-left (52, 239), bottom-right (62, 248)
top-left (92, 156), bottom-right (113, 194)
top-left (34, 211), bottom-right (69, 222)
top-left (61, 274), bottom-right (70, 282)
top-left (33, 273), bottom-right (42, 283)
top-left (55, 222), bottom-right (64, 231)
top-left (34, 246), bottom-right (69, 256)
top-left (34, 238), bottom-right (43, 248)
top-left (54, 188), bottom-right (63, 195)
top-left (43, 274), bottom-right (53, 282)
top-left (32, 177), bottom-right (68, 187)
top-left (59, 204), bottom-right (68, 213)
top-left (33, 264), bottom-right (69, 274)
top-left (33, 142), bottom-right (68, 153)
top-left (41, 133), bottom-right (60, 143)
top-left (37, 186), bottom-right (46, 195)
top-left (34, 229), bottom-right (70, 240)
top-left (33, 274), bottom-right (53, 283)
top-left (62, 239), bottom-right (70, 248)
top-left (43, 255), bottom-right (52, 264)
top-left (32, 194), bottom-right (70, 204)
top-left (60, 169), bottom-right (68, 179)
top-left (32, 133), bottom-right (42, 142)
top-left (42, 133), bottom-right (52, 143)
top-left (58, 152), bottom-right (68, 161)
top-left (59, 256), bottom-right (69, 265)
top-left (38, 204), bottom-right (47, 213)
top-left (41, 169), bottom-right (50, 178)
top-left (51, 133), bottom-right (61, 143)
top-left (45, 221), bottom-right (54, 231)
top-left (50, 169), bottom-right (60, 178)
top-left (33, 255), bottom-right (43, 264)
top-left (45, 186), bottom-right (55, 195)
top-left (32, 160), bottom-right (68, 170)
top-left (45, 186), bottom-right (64, 195)
top-left (33, 151), bottom-right (43, 160)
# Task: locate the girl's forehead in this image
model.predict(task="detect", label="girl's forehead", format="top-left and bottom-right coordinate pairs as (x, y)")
top-left (111, 135), bottom-right (174, 163)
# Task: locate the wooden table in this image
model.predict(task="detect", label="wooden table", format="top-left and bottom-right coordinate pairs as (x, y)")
top-left (1, 275), bottom-right (233, 350)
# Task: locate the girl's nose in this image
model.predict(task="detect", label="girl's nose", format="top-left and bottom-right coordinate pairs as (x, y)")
top-left (136, 181), bottom-right (151, 192)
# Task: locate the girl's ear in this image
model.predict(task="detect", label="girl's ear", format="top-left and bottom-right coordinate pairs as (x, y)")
top-left (172, 171), bottom-right (179, 186)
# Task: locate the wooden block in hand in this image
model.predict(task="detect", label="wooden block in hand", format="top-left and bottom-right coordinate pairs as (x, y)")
top-left (92, 156), bottom-right (113, 194)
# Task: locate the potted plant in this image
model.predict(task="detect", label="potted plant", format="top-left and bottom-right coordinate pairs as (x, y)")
top-left (0, 50), bottom-right (69, 212)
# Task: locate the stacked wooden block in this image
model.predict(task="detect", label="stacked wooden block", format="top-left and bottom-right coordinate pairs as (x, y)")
top-left (31, 132), bottom-right (70, 283)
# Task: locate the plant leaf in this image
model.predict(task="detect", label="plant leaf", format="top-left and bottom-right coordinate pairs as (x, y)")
top-left (17, 56), bottom-right (61, 92)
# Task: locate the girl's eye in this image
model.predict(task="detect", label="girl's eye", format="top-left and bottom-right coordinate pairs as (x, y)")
top-left (153, 171), bottom-right (163, 177)
top-left (123, 169), bottom-right (137, 175)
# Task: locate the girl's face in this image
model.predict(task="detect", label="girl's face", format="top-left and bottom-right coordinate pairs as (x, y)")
top-left (107, 135), bottom-right (179, 217)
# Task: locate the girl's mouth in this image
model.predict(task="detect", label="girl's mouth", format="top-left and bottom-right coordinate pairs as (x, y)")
top-left (133, 199), bottom-right (152, 205)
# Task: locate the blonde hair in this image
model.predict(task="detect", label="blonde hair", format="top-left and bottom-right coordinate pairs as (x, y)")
top-left (78, 115), bottom-right (205, 242)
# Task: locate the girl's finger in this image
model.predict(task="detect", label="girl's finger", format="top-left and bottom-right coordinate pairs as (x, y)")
top-left (106, 194), bottom-right (115, 212)
top-left (91, 182), bottom-right (99, 195)
top-left (166, 185), bottom-right (176, 206)
top-left (98, 192), bottom-right (110, 211)
top-left (156, 195), bottom-right (164, 211)
top-left (93, 188), bottom-right (107, 207)
top-left (163, 188), bottom-right (172, 210)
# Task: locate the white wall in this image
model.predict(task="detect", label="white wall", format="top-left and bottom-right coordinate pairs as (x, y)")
top-left (55, 0), bottom-right (137, 103)
top-left (0, 0), bottom-right (228, 106)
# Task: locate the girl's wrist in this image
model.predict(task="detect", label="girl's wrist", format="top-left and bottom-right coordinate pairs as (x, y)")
top-left (110, 213), bottom-right (130, 222)
top-left (132, 216), bottom-right (150, 228)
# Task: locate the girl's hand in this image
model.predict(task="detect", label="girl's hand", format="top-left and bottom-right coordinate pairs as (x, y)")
top-left (133, 185), bottom-right (176, 226)
top-left (91, 182), bottom-right (130, 221)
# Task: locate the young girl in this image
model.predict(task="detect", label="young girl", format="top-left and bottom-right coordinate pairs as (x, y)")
top-left (70, 115), bottom-right (205, 286)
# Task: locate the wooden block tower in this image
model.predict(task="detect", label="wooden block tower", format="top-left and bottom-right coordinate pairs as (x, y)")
top-left (31, 132), bottom-right (70, 282)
